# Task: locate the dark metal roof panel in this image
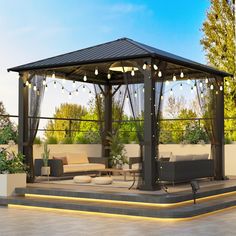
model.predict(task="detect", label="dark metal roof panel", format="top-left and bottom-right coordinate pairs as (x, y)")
top-left (8, 37), bottom-right (232, 77)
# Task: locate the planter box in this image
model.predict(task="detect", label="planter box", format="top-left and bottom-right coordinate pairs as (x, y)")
top-left (41, 166), bottom-right (50, 176)
top-left (0, 173), bottom-right (26, 197)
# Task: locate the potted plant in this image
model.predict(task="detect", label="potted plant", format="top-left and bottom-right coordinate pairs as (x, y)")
top-left (106, 133), bottom-right (128, 169)
top-left (0, 147), bottom-right (26, 196)
top-left (41, 143), bottom-right (50, 176)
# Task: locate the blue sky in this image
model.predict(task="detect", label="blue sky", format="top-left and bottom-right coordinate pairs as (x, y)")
top-left (0, 0), bottom-right (210, 122)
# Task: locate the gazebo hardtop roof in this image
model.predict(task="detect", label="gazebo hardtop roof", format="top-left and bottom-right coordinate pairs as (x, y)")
top-left (8, 38), bottom-right (231, 78)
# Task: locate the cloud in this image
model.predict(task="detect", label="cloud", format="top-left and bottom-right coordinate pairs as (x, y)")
top-left (110, 3), bottom-right (146, 14)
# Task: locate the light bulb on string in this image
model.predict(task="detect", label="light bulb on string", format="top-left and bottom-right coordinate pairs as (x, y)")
top-left (95, 67), bottom-right (98, 76)
top-left (62, 87), bottom-right (65, 94)
top-left (134, 91), bottom-right (137, 98)
top-left (62, 78), bottom-right (66, 84)
top-left (142, 62), bottom-right (147, 70)
top-left (166, 80), bottom-right (170, 86)
top-left (52, 72), bottom-right (55, 79)
top-left (45, 85), bottom-right (48, 92)
top-left (33, 84), bottom-right (37, 91)
top-left (99, 92), bottom-right (103, 98)
top-left (72, 80), bottom-right (76, 88)
top-left (201, 91), bottom-right (204, 98)
top-left (43, 78), bottom-right (46, 86)
top-left (158, 70), bottom-right (162, 77)
top-left (89, 90), bottom-right (92, 97)
top-left (216, 91), bottom-right (219, 95)
top-left (199, 82), bottom-right (203, 88)
top-left (153, 64), bottom-right (158, 70)
top-left (226, 80), bottom-right (230, 86)
top-left (25, 81), bottom-right (29, 86)
top-left (170, 88), bottom-right (173, 96)
top-left (187, 79), bottom-right (191, 84)
top-left (83, 74), bottom-right (87, 82)
top-left (180, 70), bottom-right (184, 78)
top-left (53, 81), bottom-right (57, 88)
top-left (210, 84), bottom-right (214, 90)
top-left (82, 85), bottom-right (86, 92)
top-left (126, 95), bottom-right (129, 101)
top-left (28, 82), bottom-right (32, 89)
top-left (180, 83), bottom-right (183, 90)
top-left (107, 71), bottom-right (111, 79)
top-left (131, 68), bottom-right (135, 77)
top-left (142, 86), bottom-right (145, 93)
top-left (220, 85), bottom-right (223, 91)
top-left (193, 83), bottom-right (197, 91)
top-left (172, 74), bottom-right (177, 81)
top-left (69, 92), bottom-right (72, 99)
top-left (161, 94), bottom-right (164, 100)
top-left (191, 87), bottom-right (194, 93)
top-left (37, 89), bottom-right (40, 96)
top-left (205, 78), bottom-right (209, 84)
top-left (76, 89), bottom-right (79, 96)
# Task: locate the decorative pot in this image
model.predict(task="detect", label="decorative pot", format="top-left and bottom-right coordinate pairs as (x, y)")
top-left (41, 166), bottom-right (50, 176)
top-left (0, 173), bottom-right (26, 196)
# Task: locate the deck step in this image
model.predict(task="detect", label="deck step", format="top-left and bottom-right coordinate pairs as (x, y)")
top-left (1, 191), bottom-right (236, 219)
top-left (14, 185), bottom-right (236, 204)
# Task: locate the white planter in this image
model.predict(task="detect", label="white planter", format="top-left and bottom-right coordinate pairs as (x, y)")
top-left (41, 166), bottom-right (50, 176)
top-left (0, 173), bottom-right (26, 197)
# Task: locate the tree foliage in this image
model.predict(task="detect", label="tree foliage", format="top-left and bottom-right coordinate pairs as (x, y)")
top-left (201, 0), bottom-right (236, 141)
top-left (0, 102), bottom-right (17, 144)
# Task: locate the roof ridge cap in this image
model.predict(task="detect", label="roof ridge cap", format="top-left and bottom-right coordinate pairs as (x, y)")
top-left (125, 38), bottom-right (154, 54)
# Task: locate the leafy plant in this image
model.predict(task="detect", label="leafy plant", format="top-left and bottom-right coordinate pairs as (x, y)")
top-left (183, 124), bottom-right (208, 144)
top-left (106, 132), bottom-right (128, 168)
top-left (41, 143), bottom-right (50, 167)
top-left (0, 148), bottom-right (26, 174)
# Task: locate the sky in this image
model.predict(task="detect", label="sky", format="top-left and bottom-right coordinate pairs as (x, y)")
top-left (0, 0), bottom-right (210, 130)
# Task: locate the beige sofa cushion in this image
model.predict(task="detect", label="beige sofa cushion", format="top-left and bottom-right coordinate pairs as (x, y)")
top-left (193, 154), bottom-right (209, 160)
top-left (50, 153), bottom-right (67, 160)
top-left (170, 155), bottom-right (193, 162)
top-left (67, 153), bottom-right (89, 164)
top-left (63, 163), bottom-right (105, 173)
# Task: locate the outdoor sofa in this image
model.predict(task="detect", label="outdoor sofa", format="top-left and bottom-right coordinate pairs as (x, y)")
top-left (35, 152), bottom-right (107, 177)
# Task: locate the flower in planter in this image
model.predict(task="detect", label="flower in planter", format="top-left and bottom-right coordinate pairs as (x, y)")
top-left (0, 147), bottom-right (26, 174)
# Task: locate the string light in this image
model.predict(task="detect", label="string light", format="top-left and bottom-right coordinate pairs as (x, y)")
top-left (62, 86), bottom-right (64, 94)
top-left (131, 68), bottom-right (135, 77)
top-left (166, 80), bottom-right (170, 86)
top-left (72, 80), bottom-right (76, 88)
top-left (134, 91), bottom-right (137, 98)
top-left (89, 90), bottom-right (92, 97)
top-left (52, 72), bottom-right (55, 79)
top-left (191, 87), bottom-right (194, 93)
top-left (25, 81), bottom-right (29, 86)
top-left (37, 89), bottom-right (40, 96)
top-left (76, 89), bottom-right (79, 96)
top-left (107, 71), bottom-right (111, 79)
top-left (95, 67), bottom-right (99, 76)
top-left (180, 70), bottom-right (184, 78)
top-left (99, 92), bottom-right (103, 98)
top-left (69, 92), bottom-right (72, 99)
top-left (210, 84), bottom-right (214, 90)
top-left (172, 74), bottom-right (177, 81)
top-left (43, 78), bottom-right (46, 86)
top-left (193, 83), bottom-right (197, 91)
top-left (187, 79), bottom-right (191, 84)
top-left (82, 85), bottom-right (86, 92)
top-left (62, 78), bottom-right (66, 84)
top-left (199, 82), bottom-right (203, 88)
top-left (53, 81), bottom-right (57, 88)
top-left (205, 78), bottom-right (209, 84)
top-left (33, 84), bottom-right (37, 91)
top-left (170, 88), bottom-right (173, 96)
top-left (201, 91), bottom-right (204, 98)
top-left (180, 83), bottom-right (183, 90)
top-left (45, 85), bottom-right (48, 92)
top-left (161, 94), bottom-right (164, 100)
top-left (142, 62), bottom-right (147, 70)
top-left (126, 95), bottom-right (129, 101)
top-left (83, 74), bottom-right (87, 82)
top-left (226, 80), bottom-right (230, 86)
top-left (142, 86), bottom-right (145, 93)
top-left (28, 82), bottom-right (32, 89)
top-left (153, 64), bottom-right (158, 70)
top-left (158, 70), bottom-right (162, 77)
top-left (216, 91), bottom-right (219, 95)
top-left (220, 85), bottom-right (223, 91)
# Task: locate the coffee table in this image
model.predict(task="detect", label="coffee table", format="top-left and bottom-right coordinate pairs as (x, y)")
top-left (97, 168), bottom-right (140, 189)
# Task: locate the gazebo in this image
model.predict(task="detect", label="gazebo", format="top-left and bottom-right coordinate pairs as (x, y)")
top-left (8, 38), bottom-right (232, 190)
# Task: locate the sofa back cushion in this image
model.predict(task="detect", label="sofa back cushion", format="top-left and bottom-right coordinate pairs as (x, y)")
top-left (170, 154), bottom-right (193, 162)
top-left (67, 153), bottom-right (89, 164)
top-left (53, 156), bottom-right (68, 165)
top-left (193, 154), bottom-right (209, 160)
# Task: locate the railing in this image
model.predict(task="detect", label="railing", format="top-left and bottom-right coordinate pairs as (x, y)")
top-left (1, 114), bottom-right (236, 143)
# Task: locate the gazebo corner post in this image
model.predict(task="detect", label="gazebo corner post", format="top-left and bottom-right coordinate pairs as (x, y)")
top-left (102, 84), bottom-right (112, 164)
top-left (18, 72), bottom-right (34, 183)
top-left (213, 76), bottom-right (225, 180)
top-left (139, 59), bottom-right (161, 191)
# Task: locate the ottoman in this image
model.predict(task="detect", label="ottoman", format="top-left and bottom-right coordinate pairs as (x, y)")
top-left (73, 175), bottom-right (92, 183)
top-left (93, 176), bottom-right (113, 185)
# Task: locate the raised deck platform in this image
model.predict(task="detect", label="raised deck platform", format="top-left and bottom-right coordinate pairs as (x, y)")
top-left (1, 179), bottom-right (236, 219)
